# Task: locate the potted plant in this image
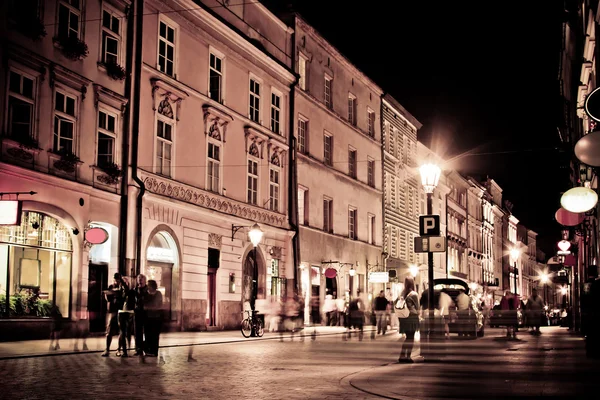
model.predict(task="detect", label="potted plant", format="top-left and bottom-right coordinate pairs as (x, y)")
top-left (103, 60), bottom-right (126, 81)
top-left (53, 149), bottom-right (81, 173)
top-left (55, 35), bottom-right (89, 61)
top-left (15, 134), bottom-right (40, 151)
top-left (98, 162), bottom-right (122, 185)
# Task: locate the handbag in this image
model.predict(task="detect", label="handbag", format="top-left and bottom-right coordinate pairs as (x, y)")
top-left (395, 297), bottom-right (410, 319)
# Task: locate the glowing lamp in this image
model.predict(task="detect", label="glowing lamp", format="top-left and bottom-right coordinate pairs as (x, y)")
top-left (557, 240), bottom-right (571, 253)
top-left (248, 223), bottom-right (263, 247)
top-left (560, 187), bottom-right (598, 213)
top-left (349, 267), bottom-right (356, 277)
top-left (561, 287), bottom-right (568, 295)
top-left (0, 201), bottom-right (22, 226)
top-left (510, 247), bottom-right (520, 262)
top-left (540, 273), bottom-right (549, 284)
top-left (419, 163), bottom-right (441, 194)
top-left (409, 264), bottom-right (419, 278)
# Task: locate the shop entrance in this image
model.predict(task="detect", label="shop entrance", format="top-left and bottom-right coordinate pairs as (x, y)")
top-left (146, 231), bottom-right (179, 323)
top-left (88, 263), bottom-right (108, 332)
top-left (207, 248), bottom-right (219, 326)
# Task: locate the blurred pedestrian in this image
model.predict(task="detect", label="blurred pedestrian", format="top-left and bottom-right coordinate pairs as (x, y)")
top-left (500, 291), bottom-right (518, 339)
top-left (133, 274), bottom-right (149, 356)
top-left (48, 303), bottom-right (63, 351)
top-left (374, 290), bottom-right (388, 336)
top-left (439, 291), bottom-right (451, 339)
top-left (527, 288), bottom-right (546, 335)
top-left (399, 277), bottom-right (419, 362)
top-left (323, 294), bottom-right (337, 326)
top-left (144, 279), bottom-right (163, 357)
top-left (345, 291), bottom-right (365, 341)
top-left (117, 277), bottom-right (135, 357)
top-left (73, 310), bottom-right (89, 352)
top-left (102, 273), bottom-right (128, 357)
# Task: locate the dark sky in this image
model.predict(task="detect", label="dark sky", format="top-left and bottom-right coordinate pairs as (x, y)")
top-left (266, 0), bottom-right (568, 257)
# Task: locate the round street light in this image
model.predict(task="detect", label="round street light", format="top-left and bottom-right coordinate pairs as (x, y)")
top-left (349, 267), bottom-right (356, 277)
top-left (248, 223), bottom-right (263, 247)
top-left (560, 186), bottom-right (598, 213)
top-left (540, 273), bottom-right (549, 284)
top-left (419, 163), bottom-right (442, 194)
top-left (510, 247), bottom-right (520, 262)
top-left (409, 264), bottom-right (419, 278)
top-left (561, 286), bottom-right (568, 296)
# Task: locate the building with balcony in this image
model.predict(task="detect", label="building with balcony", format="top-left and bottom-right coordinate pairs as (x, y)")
top-left (446, 171), bottom-right (469, 281)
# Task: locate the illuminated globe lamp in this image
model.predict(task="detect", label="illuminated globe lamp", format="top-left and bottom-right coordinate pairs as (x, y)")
top-left (409, 264), bottom-right (419, 278)
top-left (419, 163), bottom-right (442, 194)
top-left (561, 287), bottom-right (568, 296)
top-left (248, 223), bottom-right (263, 247)
top-left (560, 186), bottom-right (598, 213)
top-left (349, 266), bottom-right (356, 277)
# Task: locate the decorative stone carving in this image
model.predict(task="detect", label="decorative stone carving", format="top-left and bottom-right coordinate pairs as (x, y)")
top-left (270, 246), bottom-right (282, 259)
top-left (270, 153), bottom-right (280, 167)
top-left (208, 120), bottom-right (221, 140)
top-left (208, 233), bottom-right (222, 250)
top-left (203, 105), bottom-right (232, 142)
top-left (249, 143), bottom-right (259, 157)
top-left (158, 98), bottom-right (174, 118)
top-left (143, 174), bottom-right (286, 227)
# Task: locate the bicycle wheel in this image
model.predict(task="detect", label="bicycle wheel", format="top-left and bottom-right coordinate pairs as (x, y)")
top-left (241, 318), bottom-right (252, 338)
top-left (255, 319), bottom-right (264, 337)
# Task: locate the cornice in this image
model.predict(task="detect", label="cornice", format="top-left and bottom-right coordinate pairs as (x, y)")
top-left (382, 97), bottom-right (422, 130)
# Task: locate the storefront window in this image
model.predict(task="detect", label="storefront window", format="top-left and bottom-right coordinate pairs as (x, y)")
top-left (268, 259), bottom-right (286, 299)
top-left (146, 232), bottom-right (178, 321)
top-left (0, 212), bottom-right (72, 318)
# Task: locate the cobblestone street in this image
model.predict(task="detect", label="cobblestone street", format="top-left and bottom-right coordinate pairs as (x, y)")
top-left (2, 327), bottom-right (599, 399)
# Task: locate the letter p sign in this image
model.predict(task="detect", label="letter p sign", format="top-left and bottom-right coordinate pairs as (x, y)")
top-left (419, 215), bottom-right (440, 236)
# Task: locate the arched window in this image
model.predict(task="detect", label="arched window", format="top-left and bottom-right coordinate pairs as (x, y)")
top-left (146, 231), bottom-right (179, 321)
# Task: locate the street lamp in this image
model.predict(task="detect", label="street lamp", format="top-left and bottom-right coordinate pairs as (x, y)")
top-left (510, 247), bottom-right (520, 296)
top-left (232, 223), bottom-right (263, 336)
top-left (540, 272), bottom-right (549, 308)
top-left (409, 264), bottom-right (419, 278)
top-left (419, 161), bottom-right (441, 350)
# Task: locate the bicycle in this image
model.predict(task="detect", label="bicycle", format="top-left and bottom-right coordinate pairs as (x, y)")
top-left (240, 310), bottom-right (264, 338)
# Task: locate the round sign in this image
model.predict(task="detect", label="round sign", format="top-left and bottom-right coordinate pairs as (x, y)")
top-left (585, 87), bottom-right (600, 122)
top-left (560, 187), bottom-right (598, 213)
top-left (324, 268), bottom-right (337, 279)
top-left (85, 227), bottom-right (109, 245)
top-left (555, 207), bottom-right (585, 226)
top-left (574, 130), bottom-right (600, 167)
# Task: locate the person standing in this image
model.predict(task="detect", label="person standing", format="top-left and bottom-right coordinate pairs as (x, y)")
top-left (527, 288), bottom-right (546, 334)
top-left (374, 290), bottom-right (389, 336)
top-left (117, 278), bottom-right (135, 357)
top-left (439, 291), bottom-right (452, 339)
top-left (399, 277), bottom-right (420, 362)
top-left (500, 291), bottom-right (518, 339)
top-left (102, 273), bottom-right (128, 357)
top-left (145, 280), bottom-right (164, 357)
top-left (133, 274), bottom-right (149, 356)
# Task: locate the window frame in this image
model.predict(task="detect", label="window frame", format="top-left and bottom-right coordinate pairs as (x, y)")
top-left (348, 146), bottom-right (357, 179)
top-left (208, 46), bottom-right (225, 104)
top-left (100, 5), bottom-right (122, 65)
top-left (5, 67), bottom-right (37, 141)
top-left (367, 108), bottom-right (375, 137)
top-left (206, 139), bottom-right (221, 194)
top-left (269, 167), bottom-right (280, 212)
top-left (323, 131), bottom-right (333, 166)
top-left (270, 87), bottom-right (282, 134)
top-left (348, 207), bottom-right (357, 240)
top-left (52, 87), bottom-right (79, 155)
top-left (247, 156), bottom-right (259, 205)
top-left (297, 115), bottom-right (308, 154)
top-left (368, 213), bottom-right (375, 245)
top-left (56, 0), bottom-right (82, 40)
top-left (324, 75), bottom-right (333, 109)
top-left (298, 185), bottom-right (308, 226)
top-left (367, 157), bottom-right (375, 187)
top-left (155, 116), bottom-right (174, 177)
top-left (96, 106), bottom-right (119, 168)
top-left (323, 197), bottom-right (333, 233)
top-left (249, 75), bottom-right (261, 124)
top-left (157, 15), bottom-right (178, 78)
top-left (347, 93), bottom-right (357, 126)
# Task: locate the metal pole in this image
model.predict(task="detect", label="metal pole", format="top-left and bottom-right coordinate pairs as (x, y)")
top-left (427, 192), bottom-right (435, 348)
top-left (251, 245), bottom-right (258, 337)
top-left (513, 260), bottom-right (517, 296)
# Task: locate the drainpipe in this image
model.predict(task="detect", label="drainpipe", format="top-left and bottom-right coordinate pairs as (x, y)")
top-left (131, 0), bottom-right (145, 276)
top-left (445, 193), bottom-right (449, 278)
top-left (118, 1), bottom-right (135, 277)
top-left (288, 26), bottom-right (300, 296)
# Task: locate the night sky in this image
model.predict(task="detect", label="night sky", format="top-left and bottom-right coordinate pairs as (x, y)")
top-left (264, 0), bottom-right (568, 257)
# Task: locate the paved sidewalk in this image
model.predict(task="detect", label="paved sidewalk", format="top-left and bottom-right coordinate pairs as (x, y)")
top-left (345, 327), bottom-right (600, 399)
top-left (0, 325), bottom-right (366, 359)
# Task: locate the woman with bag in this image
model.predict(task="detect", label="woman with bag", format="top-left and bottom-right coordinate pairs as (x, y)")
top-left (397, 277), bottom-right (420, 362)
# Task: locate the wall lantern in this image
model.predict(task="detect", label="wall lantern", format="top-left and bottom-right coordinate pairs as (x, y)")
top-left (575, 131), bottom-right (600, 167)
top-left (560, 187), bottom-right (598, 213)
top-left (348, 267), bottom-right (356, 277)
top-left (419, 163), bottom-right (441, 194)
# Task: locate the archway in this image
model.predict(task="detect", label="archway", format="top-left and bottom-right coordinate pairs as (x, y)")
top-left (242, 246), bottom-right (266, 310)
top-left (146, 230), bottom-right (180, 322)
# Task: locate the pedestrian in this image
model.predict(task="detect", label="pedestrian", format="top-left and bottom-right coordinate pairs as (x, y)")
top-left (398, 277), bottom-right (419, 363)
top-left (323, 294), bottom-right (336, 326)
top-left (455, 290), bottom-right (470, 336)
top-left (73, 309), bottom-right (89, 352)
top-left (48, 303), bottom-right (63, 351)
top-left (439, 291), bottom-right (452, 339)
top-left (500, 291), bottom-right (518, 339)
top-left (144, 279), bottom-right (163, 357)
top-left (345, 291), bottom-right (365, 341)
top-left (374, 290), bottom-right (388, 336)
top-left (102, 273), bottom-right (128, 357)
top-left (527, 288), bottom-right (546, 334)
top-left (117, 277), bottom-right (135, 357)
top-left (133, 274), bottom-right (149, 356)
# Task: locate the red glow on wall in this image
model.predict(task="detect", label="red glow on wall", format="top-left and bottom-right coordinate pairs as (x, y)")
top-left (85, 227), bottom-right (109, 245)
top-left (0, 201), bottom-right (22, 226)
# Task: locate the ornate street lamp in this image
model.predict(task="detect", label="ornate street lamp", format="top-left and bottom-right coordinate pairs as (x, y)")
top-left (419, 161), bottom-right (441, 353)
top-left (409, 264), bottom-right (419, 278)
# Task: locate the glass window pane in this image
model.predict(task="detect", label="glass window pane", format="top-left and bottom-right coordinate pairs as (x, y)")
top-left (107, 114), bottom-right (116, 132)
top-left (55, 92), bottom-right (64, 112)
top-left (55, 252), bottom-right (71, 318)
top-left (106, 36), bottom-right (118, 55)
top-left (70, 13), bottom-right (79, 33)
top-left (58, 5), bottom-right (69, 38)
top-left (112, 16), bottom-right (120, 34)
top-left (99, 111), bottom-right (106, 129)
top-left (160, 22), bottom-right (166, 38)
top-left (167, 27), bottom-right (174, 43)
top-left (9, 71), bottom-right (21, 94)
top-left (66, 97), bottom-right (75, 116)
top-left (164, 123), bottom-right (172, 141)
top-left (60, 120), bottom-right (73, 139)
top-left (103, 10), bottom-right (111, 29)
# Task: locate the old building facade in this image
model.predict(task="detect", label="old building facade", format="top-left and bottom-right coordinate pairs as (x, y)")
top-left (446, 171), bottom-right (469, 281)
top-left (288, 15), bottom-right (383, 319)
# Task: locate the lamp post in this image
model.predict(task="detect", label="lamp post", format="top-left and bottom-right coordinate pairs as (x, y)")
top-left (541, 273), bottom-right (549, 309)
top-left (510, 247), bottom-right (520, 296)
top-left (419, 162), bottom-right (441, 351)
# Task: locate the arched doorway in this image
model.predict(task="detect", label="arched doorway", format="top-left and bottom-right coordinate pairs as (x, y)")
top-left (0, 211), bottom-right (72, 319)
top-left (242, 247), bottom-right (265, 310)
top-left (146, 231), bottom-right (179, 322)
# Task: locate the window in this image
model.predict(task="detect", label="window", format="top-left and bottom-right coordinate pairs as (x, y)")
top-left (297, 117), bottom-right (307, 154)
top-left (247, 159), bottom-right (258, 205)
top-left (57, 0), bottom-right (81, 39)
top-left (348, 94), bottom-right (357, 126)
top-left (348, 208), bottom-right (357, 240)
top-left (53, 90), bottom-right (77, 154)
top-left (323, 198), bottom-right (333, 233)
top-left (367, 110), bottom-right (375, 137)
top-left (207, 142), bottom-right (220, 192)
top-left (348, 148), bottom-right (357, 179)
top-left (156, 119), bottom-right (173, 176)
top-left (270, 92), bottom-right (281, 134)
top-left (368, 214), bottom-right (375, 245)
top-left (367, 158), bottom-right (375, 187)
top-left (97, 110), bottom-right (116, 167)
top-left (298, 54), bottom-right (307, 90)
top-left (249, 78), bottom-right (260, 123)
top-left (324, 76), bottom-right (332, 109)
top-left (7, 70), bottom-right (35, 142)
top-left (298, 187), bottom-right (307, 225)
top-left (269, 169), bottom-right (280, 212)
top-left (323, 133), bottom-right (333, 166)
top-left (158, 20), bottom-right (176, 77)
top-left (209, 52), bottom-right (223, 102)
top-left (102, 9), bottom-right (120, 64)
